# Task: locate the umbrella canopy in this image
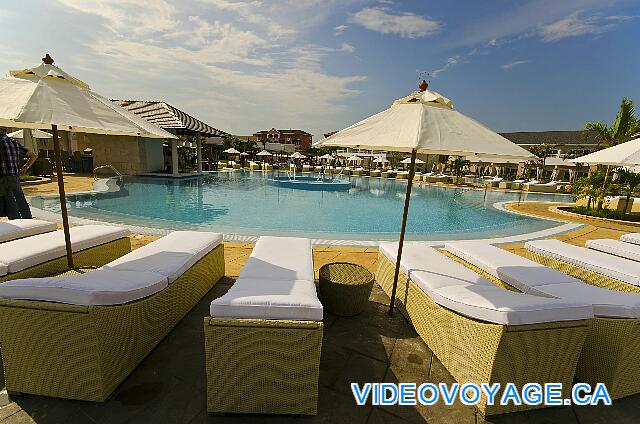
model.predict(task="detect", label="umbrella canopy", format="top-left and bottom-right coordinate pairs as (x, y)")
top-left (315, 86), bottom-right (536, 160)
top-left (1, 63), bottom-right (173, 138)
top-left (290, 152), bottom-right (306, 159)
top-left (347, 155), bottom-right (362, 162)
top-left (401, 157), bottom-right (425, 164)
top-left (373, 157), bottom-right (389, 163)
top-left (0, 57), bottom-right (175, 269)
top-left (569, 138), bottom-right (640, 165)
top-left (319, 153), bottom-right (333, 160)
top-left (256, 149), bottom-right (272, 156)
top-left (240, 152), bottom-right (249, 156)
top-left (8, 128), bottom-right (52, 139)
top-left (223, 147), bottom-right (240, 154)
top-left (314, 81), bottom-right (536, 316)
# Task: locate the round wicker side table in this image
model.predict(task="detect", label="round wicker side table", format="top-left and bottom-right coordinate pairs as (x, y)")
top-left (319, 262), bottom-right (375, 316)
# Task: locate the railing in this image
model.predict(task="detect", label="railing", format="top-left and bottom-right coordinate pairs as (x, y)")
top-left (93, 165), bottom-right (123, 181)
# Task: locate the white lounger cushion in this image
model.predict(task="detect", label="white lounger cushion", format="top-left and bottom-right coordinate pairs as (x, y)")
top-left (104, 231), bottom-right (222, 283)
top-left (379, 242), bottom-right (591, 325)
top-left (445, 242), bottom-right (578, 294)
top-left (0, 225), bottom-right (130, 275)
top-left (0, 219), bottom-right (57, 243)
top-left (446, 242), bottom-right (640, 318)
top-left (0, 270), bottom-right (168, 306)
top-left (586, 239), bottom-right (640, 262)
top-left (620, 233), bottom-right (640, 246)
top-left (210, 278), bottom-right (323, 321)
top-left (526, 239), bottom-right (640, 286)
top-left (239, 236), bottom-right (314, 283)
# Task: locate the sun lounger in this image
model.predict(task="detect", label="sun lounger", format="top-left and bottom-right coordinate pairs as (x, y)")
top-left (446, 241), bottom-right (640, 399)
top-left (370, 169), bottom-right (381, 177)
top-left (525, 239), bottom-right (640, 292)
top-left (523, 181), bottom-right (561, 193)
top-left (0, 219), bottom-right (57, 243)
top-left (488, 177), bottom-right (503, 187)
top-left (395, 170), bottom-right (409, 179)
top-left (0, 231), bottom-right (225, 401)
top-left (314, 165), bottom-right (323, 172)
top-left (376, 243), bottom-right (591, 416)
top-left (302, 164), bottom-right (312, 172)
top-left (248, 161), bottom-right (261, 170)
top-left (352, 167), bottom-right (363, 176)
top-left (206, 236), bottom-right (322, 415)
top-left (0, 225), bottom-right (131, 282)
top-left (620, 233), bottom-right (640, 246)
top-left (586, 238), bottom-right (640, 262)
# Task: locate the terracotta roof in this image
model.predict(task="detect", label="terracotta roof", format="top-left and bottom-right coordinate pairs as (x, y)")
top-left (499, 130), bottom-right (600, 146)
top-left (111, 100), bottom-right (229, 137)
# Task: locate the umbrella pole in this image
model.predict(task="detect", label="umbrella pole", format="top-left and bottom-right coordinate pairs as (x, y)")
top-left (52, 125), bottom-right (74, 269)
top-left (389, 149), bottom-right (417, 317)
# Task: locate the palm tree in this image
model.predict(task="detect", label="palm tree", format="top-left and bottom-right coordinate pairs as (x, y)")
top-left (615, 167), bottom-right (640, 215)
top-left (572, 170), bottom-right (606, 209)
top-left (528, 143), bottom-right (555, 181)
top-left (450, 156), bottom-right (470, 184)
top-left (585, 97), bottom-right (640, 149)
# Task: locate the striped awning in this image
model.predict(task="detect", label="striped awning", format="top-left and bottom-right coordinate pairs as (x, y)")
top-left (111, 100), bottom-right (229, 138)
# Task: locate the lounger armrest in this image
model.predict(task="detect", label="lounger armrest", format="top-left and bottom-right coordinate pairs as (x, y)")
top-left (206, 317), bottom-right (322, 329)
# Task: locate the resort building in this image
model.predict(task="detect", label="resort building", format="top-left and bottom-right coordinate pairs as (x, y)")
top-left (98, 100), bottom-right (230, 175)
top-left (500, 130), bottom-right (600, 159)
top-left (251, 128), bottom-right (313, 151)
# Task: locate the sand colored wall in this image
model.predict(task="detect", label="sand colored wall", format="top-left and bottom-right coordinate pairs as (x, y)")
top-left (75, 134), bottom-right (164, 175)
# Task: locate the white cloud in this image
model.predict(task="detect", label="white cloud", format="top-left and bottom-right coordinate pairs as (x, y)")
top-left (51, 0), bottom-right (365, 136)
top-left (501, 60), bottom-right (529, 69)
top-left (349, 7), bottom-right (441, 38)
top-left (540, 12), bottom-right (636, 42)
top-left (430, 56), bottom-right (460, 77)
top-left (334, 25), bottom-right (348, 36)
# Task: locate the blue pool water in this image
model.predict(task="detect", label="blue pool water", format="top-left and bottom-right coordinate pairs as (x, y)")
top-left (32, 172), bottom-right (573, 241)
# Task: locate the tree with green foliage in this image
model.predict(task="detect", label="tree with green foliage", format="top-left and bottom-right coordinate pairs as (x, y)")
top-left (614, 168), bottom-right (640, 215)
top-left (223, 136), bottom-right (256, 154)
top-left (450, 156), bottom-right (470, 179)
top-left (528, 144), bottom-right (556, 181)
top-left (584, 97), bottom-right (640, 149)
top-left (572, 170), bottom-right (606, 209)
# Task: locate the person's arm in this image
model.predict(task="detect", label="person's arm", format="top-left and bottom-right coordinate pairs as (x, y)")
top-left (20, 150), bottom-right (38, 175)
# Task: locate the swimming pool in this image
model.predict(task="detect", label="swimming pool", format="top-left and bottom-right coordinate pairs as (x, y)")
top-left (31, 172), bottom-right (573, 241)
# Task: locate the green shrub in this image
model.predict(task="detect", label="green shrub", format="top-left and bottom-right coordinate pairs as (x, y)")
top-left (566, 206), bottom-right (640, 222)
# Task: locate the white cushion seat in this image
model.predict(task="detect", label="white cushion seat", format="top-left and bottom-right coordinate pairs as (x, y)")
top-left (0, 219), bottom-right (57, 243)
top-left (0, 225), bottom-right (130, 275)
top-left (621, 233), bottom-right (640, 246)
top-left (0, 269), bottom-right (168, 306)
top-left (104, 231), bottom-right (222, 283)
top-left (239, 236), bottom-right (314, 283)
top-left (430, 284), bottom-right (592, 325)
top-left (587, 239), bottom-right (640, 262)
top-left (526, 239), bottom-right (640, 286)
top-left (446, 242), bottom-right (640, 318)
top-left (210, 278), bottom-right (323, 321)
top-left (380, 242), bottom-right (591, 325)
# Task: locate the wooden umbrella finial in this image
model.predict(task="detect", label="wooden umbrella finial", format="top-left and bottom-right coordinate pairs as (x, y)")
top-left (42, 54), bottom-right (54, 65)
top-left (419, 80), bottom-right (428, 92)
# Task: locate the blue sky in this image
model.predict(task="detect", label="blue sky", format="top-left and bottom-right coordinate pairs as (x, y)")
top-left (0, 0), bottom-right (638, 137)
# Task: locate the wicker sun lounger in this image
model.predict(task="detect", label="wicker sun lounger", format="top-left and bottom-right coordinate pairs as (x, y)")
top-left (445, 241), bottom-right (640, 400)
top-left (0, 231), bottom-right (225, 401)
top-left (377, 243), bottom-right (592, 416)
top-left (206, 236), bottom-right (323, 415)
top-left (0, 225), bottom-right (132, 282)
top-left (525, 239), bottom-right (640, 293)
top-left (586, 238), bottom-right (640, 262)
top-left (0, 219), bottom-right (57, 243)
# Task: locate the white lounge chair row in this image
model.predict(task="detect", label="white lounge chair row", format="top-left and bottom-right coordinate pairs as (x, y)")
top-left (0, 230), bottom-right (225, 401)
top-left (376, 242), bottom-right (591, 416)
top-left (0, 225), bottom-right (131, 281)
top-left (0, 219), bottom-right (57, 243)
top-left (444, 241), bottom-right (640, 399)
top-left (205, 236), bottom-right (323, 415)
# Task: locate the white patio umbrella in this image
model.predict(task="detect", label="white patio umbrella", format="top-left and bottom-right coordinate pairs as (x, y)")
top-left (346, 155), bottom-right (362, 163)
top-left (223, 147), bottom-right (240, 154)
top-left (240, 152), bottom-right (249, 156)
top-left (315, 81), bottom-right (536, 315)
top-left (8, 128), bottom-right (53, 153)
top-left (290, 152), bottom-right (306, 159)
top-left (319, 153), bottom-right (333, 161)
top-left (8, 128), bottom-right (52, 139)
top-left (256, 149), bottom-right (272, 157)
top-left (0, 56), bottom-right (175, 268)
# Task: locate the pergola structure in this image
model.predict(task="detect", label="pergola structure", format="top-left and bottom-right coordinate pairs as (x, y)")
top-left (112, 100), bottom-right (229, 175)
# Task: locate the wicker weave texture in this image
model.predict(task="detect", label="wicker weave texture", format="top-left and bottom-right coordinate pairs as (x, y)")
top-left (319, 262), bottom-right (374, 316)
top-left (376, 254), bottom-right (589, 416)
top-left (204, 317), bottom-right (323, 415)
top-left (0, 237), bottom-right (132, 283)
top-left (0, 244), bottom-right (225, 401)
